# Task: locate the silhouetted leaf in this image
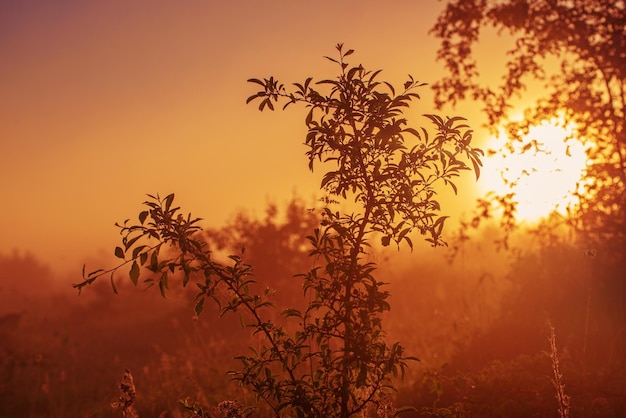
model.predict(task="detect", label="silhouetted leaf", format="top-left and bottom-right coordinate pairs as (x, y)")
top-left (471, 157), bottom-right (481, 180)
top-left (246, 93), bottom-right (262, 104)
top-left (247, 78), bottom-right (265, 87)
top-left (131, 245), bottom-right (146, 259)
top-left (194, 298), bottom-right (205, 316)
top-left (282, 308), bottom-right (302, 318)
top-left (149, 250), bottom-right (158, 272)
top-left (129, 261), bottom-right (139, 286)
top-left (124, 235), bottom-right (141, 251)
top-left (164, 193), bottom-right (174, 212)
top-left (110, 273), bottom-right (118, 294)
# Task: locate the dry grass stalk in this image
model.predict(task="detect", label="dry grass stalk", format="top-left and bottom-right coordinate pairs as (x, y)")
top-left (111, 368), bottom-right (139, 418)
top-left (547, 322), bottom-right (570, 418)
top-left (216, 400), bottom-right (244, 418)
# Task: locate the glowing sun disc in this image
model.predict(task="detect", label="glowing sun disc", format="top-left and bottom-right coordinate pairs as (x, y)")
top-left (479, 119), bottom-right (588, 223)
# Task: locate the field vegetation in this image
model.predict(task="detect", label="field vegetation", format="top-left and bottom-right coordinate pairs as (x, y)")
top-left (3, 1), bottom-right (625, 415)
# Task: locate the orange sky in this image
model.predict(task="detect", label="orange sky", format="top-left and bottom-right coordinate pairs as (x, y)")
top-left (1, 1), bottom-right (510, 274)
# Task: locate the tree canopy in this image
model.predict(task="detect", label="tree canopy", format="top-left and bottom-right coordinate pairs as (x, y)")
top-left (432, 0), bottom-right (625, 252)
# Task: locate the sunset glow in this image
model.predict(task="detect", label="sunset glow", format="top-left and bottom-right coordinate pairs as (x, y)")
top-left (479, 118), bottom-right (588, 223)
top-left (2, 1), bottom-right (624, 416)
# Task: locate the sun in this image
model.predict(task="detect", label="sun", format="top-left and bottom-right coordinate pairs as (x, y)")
top-left (479, 117), bottom-right (588, 223)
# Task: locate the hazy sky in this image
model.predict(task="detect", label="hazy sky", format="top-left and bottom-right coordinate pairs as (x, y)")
top-left (1, 0), bottom-right (499, 273)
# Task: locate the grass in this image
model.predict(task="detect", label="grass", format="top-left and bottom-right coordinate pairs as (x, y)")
top-left (1, 235), bottom-right (624, 417)
top-left (111, 369), bottom-right (138, 418)
top-left (547, 321), bottom-right (570, 418)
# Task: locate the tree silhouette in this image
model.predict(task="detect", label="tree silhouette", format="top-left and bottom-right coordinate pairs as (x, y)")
top-left (429, 6), bottom-right (626, 415)
top-left (432, 0), bottom-right (625, 253)
top-left (204, 198), bottom-right (319, 310)
top-left (75, 44), bottom-right (482, 417)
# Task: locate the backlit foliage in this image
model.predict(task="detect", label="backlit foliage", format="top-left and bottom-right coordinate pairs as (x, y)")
top-left (432, 0), bottom-right (626, 251)
top-left (75, 45), bottom-right (482, 417)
